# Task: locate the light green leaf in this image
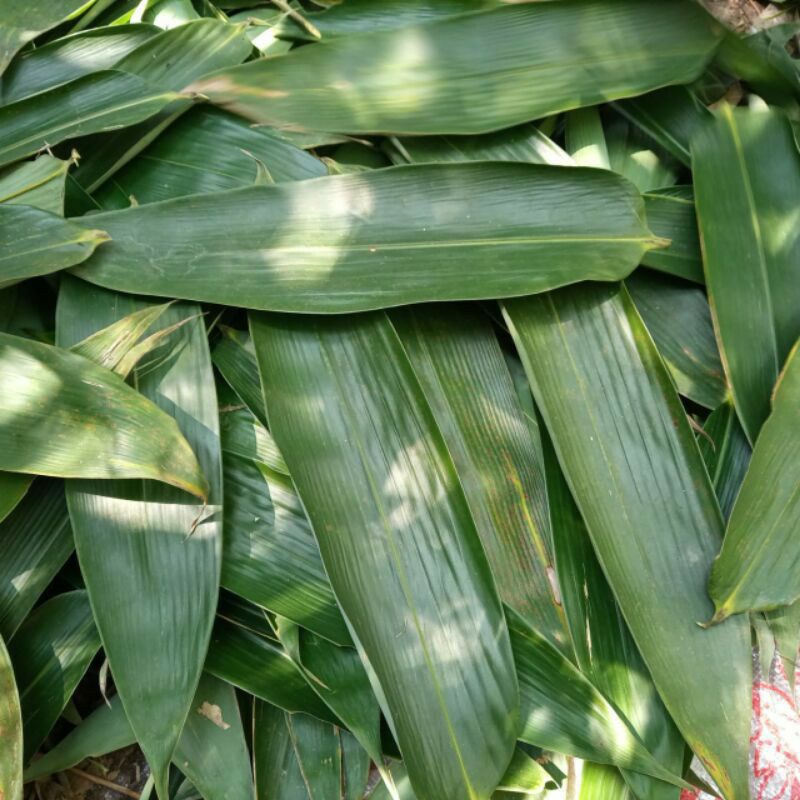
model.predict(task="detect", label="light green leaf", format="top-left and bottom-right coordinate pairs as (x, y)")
top-left (74, 162), bottom-right (659, 313)
top-left (0, 634), bottom-right (22, 800)
top-left (0, 328), bottom-right (206, 495)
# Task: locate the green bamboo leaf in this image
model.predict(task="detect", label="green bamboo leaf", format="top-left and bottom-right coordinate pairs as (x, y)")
top-left (213, 328), bottom-right (267, 425)
top-left (544, 428), bottom-right (684, 800)
top-left (614, 86), bottom-right (712, 167)
top-left (766, 600), bottom-right (800, 685)
top-left (287, 712), bottom-right (342, 800)
top-left (386, 125), bottom-right (573, 168)
top-left (391, 305), bottom-right (568, 651)
top-left (0, 154), bottom-right (72, 215)
top-left (93, 107), bottom-right (326, 209)
top-left (0, 70), bottom-right (182, 170)
top-left (193, 0), bottom-right (721, 136)
top-left (0, 634), bottom-right (22, 800)
top-left (708, 340), bottom-right (800, 621)
top-left (253, 702), bottom-right (313, 800)
top-left (218, 403), bottom-right (287, 476)
top-left (0, 24), bottom-right (158, 104)
top-left (509, 610), bottom-right (685, 789)
top-left (8, 590), bottom-right (100, 760)
top-left (75, 163), bottom-right (659, 313)
top-left (69, 19), bottom-right (255, 195)
top-left (639, 187), bottom-right (703, 285)
top-left (296, 631), bottom-right (383, 778)
top-left (0, 475), bottom-right (31, 528)
top-left (0, 328), bottom-right (206, 495)
top-left (692, 106), bottom-right (800, 443)
top-left (0, 0), bottom-right (94, 75)
top-left (0, 205), bottom-right (107, 288)
top-left (274, 0), bottom-right (498, 41)
top-left (626, 269), bottom-right (726, 410)
top-left (26, 673), bottom-right (254, 800)
top-left (251, 310), bottom-right (519, 800)
top-left (341, 731), bottom-right (371, 800)
top-left (604, 119), bottom-right (678, 193)
top-left (207, 618), bottom-right (338, 724)
top-left (220, 447), bottom-right (350, 645)
top-left (503, 284), bottom-right (752, 800)
top-left (23, 694), bottom-right (136, 781)
top-left (498, 749), bottom-right (553, 795)
top-left (0, 480), bottom-right (72, 640)
top-left (565, 107), bottom-right (610, 169)
top-left (698, 402), bottom-right (751, 521)
top-left (57, 279), bottom-right (221, 800)
top-left (580, 763), bottom-right (635, 800)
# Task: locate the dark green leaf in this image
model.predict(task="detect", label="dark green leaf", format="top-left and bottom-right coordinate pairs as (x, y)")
top-left (0, 70), bottom-right (182, 170)
top-left (75, 163), bottom-right (659, 313)
top-left (253, 702), bottom-right (313, 800)
top-left (57, 279), bottom-right (221, 799)
top-left (692, 106), bottom-right (800, 443)
top-left (0, 480), bottom-right (72, 640)
top-left (392, 304), bottom-right (568, 651)
top-left (0, 205), bottom-right (107, 287)
top-left (708, 341), bottom-right (800, 621)
top-left (93, 107), bottom-right (326, 209)
top-left (9, 590), bottom-right (100, 760)
top-left (0, 154), bottom-right (72, 214)
top-left (213, 328), bottom-right (267, 425)
top-left (194, 0), bottom-right (721, 136)
top-left (252, 310), bottom-right (518, 800)
top-left (626, 269), bottom-right (726, 409)
top-left (503, 284), bottom-right (752, 800)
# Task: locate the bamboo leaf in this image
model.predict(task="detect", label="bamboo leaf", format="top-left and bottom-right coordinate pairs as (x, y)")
top-left (218, 403), bottom-right (287, 476)
top-left (0, 0), bottom-right (94, 75)
top-left (193, 0), bottom-right (721, 136)
top-left (614, 86), bottom-right (711, 167)
top-left (0, 205), bottom-right (107, 288)
top-left (708, 340), bottom-right (800, 621)
top-left (639, 187), bottom-right (703, 285)
top-left (697, 402), bottom-right (751, 521)
top-left (503, 284), bottom-right (752, 800)
top-left (287, 712), bottom-right (342, 800)
top-left (580, 763), bottom-right (635, 800)
top-left (8, 590), bottom-right (101, 760)
top-left (544, 427), bottom-right (685, 800)
top-left (391, 304), bottom-right (568, 652)
top-left (0, 480), bottom-right (72, 641)
top-left (626, 269), bottom-right (726, 410)
top-left (341, 731), bottom-right (371, 800)
top-left (0, 328), bottom-right (206, 495)
top-left (692, 106), bottom-right (800, 443)
top-left (26, 673), bottom-right (255, 800)
top-left (56, 278), bottom-right (221, 799)
top-left (0, 70), bottom-right (182, 170)
top-left (74, 163), bottom-right (659, 313)
top-left (251, 310), bottom-right (519, 800)
top-left (213, 328), bottom-right (267, 425)
top-left (509, 609), bottom-right (685, 789)
top-left (0, 154), bottom-right (72, 215)
top-left (220, 446), bottom-right (350, 645)
top-left (0, 24), bottom-right (158, 104)
top-left (93, 107), bottom-right (326, 209)
top-left (0, 475), bottom-right (32, 529)
top-left (0, 634), bottom-right (22, 800)
top-left (206, 618), bottom-right (338, 724)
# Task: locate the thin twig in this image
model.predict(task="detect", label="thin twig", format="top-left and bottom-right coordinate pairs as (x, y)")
top-left (68, 767), bottom-right (141, 799)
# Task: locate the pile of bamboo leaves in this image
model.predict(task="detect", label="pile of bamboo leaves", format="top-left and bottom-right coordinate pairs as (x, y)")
top-left (1, 1), bottom-right (798, 799)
